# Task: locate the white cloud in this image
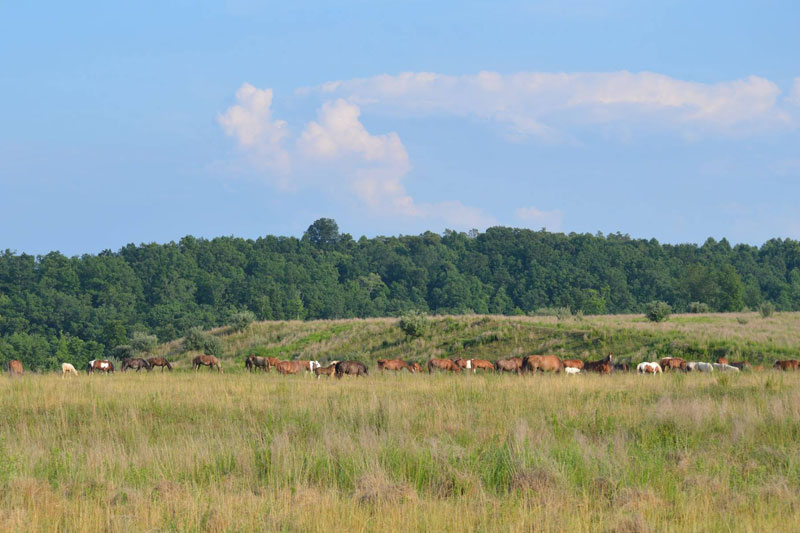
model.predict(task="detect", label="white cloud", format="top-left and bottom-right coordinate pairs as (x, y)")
top-left (304, 70), bottom-right (796, 139)
top-left (218, 83), bottom-right (290, 178)
top-left (515, 206), bottom-right (564, 231)
top-left (790, 77), bottom-right (800, 106)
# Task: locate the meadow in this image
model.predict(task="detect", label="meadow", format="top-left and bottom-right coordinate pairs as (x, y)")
top-left (2, 313), bottom-right (800, 531)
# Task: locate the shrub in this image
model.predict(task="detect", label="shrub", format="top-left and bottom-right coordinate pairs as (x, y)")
top-left (644, 301), bottom-right (672, 322)
top-left (230, 310), bottom-right (256, 332)
top-left (202, 336), bottom-right (224, 357)
top-left (736, 317), bottom-right (749, 325)
top-left (110, 345), bottom-right (134, 360)
top-left (758, 302), bottom-right (775, 318)
top-left (130, 331), bottom-right (158, 354)
top-left (399, 310), bottom-right (430, 339)
top-left (183, 327), bottom-right (207, 352)
top-left (688, 302), bottom-right (710, 313)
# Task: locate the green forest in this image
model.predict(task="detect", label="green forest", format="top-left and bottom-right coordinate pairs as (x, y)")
top-left (2, 218), bottom-right (800, 369)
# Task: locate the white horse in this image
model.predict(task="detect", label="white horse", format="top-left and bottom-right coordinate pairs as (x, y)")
top-left (61, 362), bottom-right (79, 377)
top-left (637, 362), bottom-right (662, 374)
top-left (686, 362), bottom-right (714, 372)
top-left (712, 363), bottom-right (740, 372)
top-left (564, 366), bottom-right (581, 375)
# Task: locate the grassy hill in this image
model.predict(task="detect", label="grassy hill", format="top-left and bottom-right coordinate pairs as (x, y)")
top-left (155, 312), bottom-right (800, 370)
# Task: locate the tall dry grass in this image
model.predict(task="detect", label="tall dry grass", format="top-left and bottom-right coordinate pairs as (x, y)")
top-left (2, 370), bottom-right (800, 531)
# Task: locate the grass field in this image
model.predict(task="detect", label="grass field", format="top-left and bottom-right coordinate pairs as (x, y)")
top-left (2, 370), bottom-right (800, 532)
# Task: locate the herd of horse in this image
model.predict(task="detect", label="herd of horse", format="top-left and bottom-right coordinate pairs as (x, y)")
top-left (5, 354), bottom-right (800, 378)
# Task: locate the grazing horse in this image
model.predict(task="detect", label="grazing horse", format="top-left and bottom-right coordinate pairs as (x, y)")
top-left (121, 358), bottom-right (152, 372)
top-left (87, 359), bottom-right (114, 374)
top-left (712, 363), bottom-right (740, 372)
top-left (314, 363), bottom-right (337, 378)
top-left (716, 357), bottom-right (729, 365)
top-left (453, 358), bottom-right (473, 371)
top-left (523, 355), bottom-right (564, 374)
top-left (147, 357), bottom-right (173, 372)
top-left (8, 359), bottom-right (23, 377)
top-left (470, 359), bottom-right (495, 373)
top-left (427, 358), bottom-right (462, 374)
top-left (613, 362), bottom-right (630, 373)
top-left (377, 359), bottom-right (412, 373)
top-left (192, 355), bottom-right (222, 373)
top-left (729, 361), bottom-right (752, 371)
top-left (245, 354), bottom-right (270, 372)
top-left (564, 367), bottom-right (581, 375)
top-left (637, 362), bottom-right (662, 374)
top-left (562, 359), bottom-right (584, 371)
top-left (407, 362), bottom-right (423, 373)
top-left (494, 357), bottom-right (524, 375)
top-left (276, 361), bottom-right (303, 375)
top-left (683, 362), bottom-right (713, 372)
top-left (61, 362), bottom-right (78, 377)
top-left (335, 360), bottom-right (368, 378)
top-left (659, 357), bottom-right (686, 372)
top-left (298, 360), bottom-right (321, 374)
top-left (584, 354), bottom-right (613, 374)
top-left (774, 359), bottom-right (800, 371)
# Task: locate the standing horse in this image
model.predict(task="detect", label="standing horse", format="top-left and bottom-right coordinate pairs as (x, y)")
top-left (335, 360), bottom-right (368, 378)
top-left (712, 363), bottom-right (740, 372)
top-left (377, 359), bottom-right (411, 373)
top-left (470, 359), bottom-right (495, 372)
top-left (87, 360), bottom-right (114, 374)
top-left (453, 358), bottom-right (473, 371)
top-left (494, 357), bottom-right (524, 375)
top-left (8, 360), bottom-right (23, 377)
top-left (314, 363), bottom-right (337, 378)
top-left (562, 359), bottom-right (584, 371)
top-left (637, 362), bottom-right (662, 374)
top-left (773, 360), bottom-right (800, 371)
top-left (192, 355), bottom-right (222, 373)
top-left (245, 354), bottom-right (270, 372)
top-left (407, 362), bottom-right (423, 373)
top-left (659, 357), bottom-right (686, 372)
top-left (276, 361), bottom-right (303, 375)
top-left (427, 358), bottom-right (462, 374)
top-left (523, 355), bottom-right (564, 374)
top-left (61, 362), bottom-right (79, 377)
top-left (147, 357), bottom-right (173, 372)
top-left (121, 358), bottom-right (152, 372)
top-left (584, 354), bottom-right (613, 374)
top-left (729, 361), bottom-right (752, 371)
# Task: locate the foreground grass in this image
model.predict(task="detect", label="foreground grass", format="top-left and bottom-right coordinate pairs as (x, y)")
top-left (2, 371), bottom-right (799, 531)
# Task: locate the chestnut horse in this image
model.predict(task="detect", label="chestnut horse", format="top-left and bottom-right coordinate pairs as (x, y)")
top-left (523, 355), bottom-right (564, 374)
top-left (584, 354), bottom-right (613, 374)
top-left (427, 358), bottom-right (462, 374)
top-left (717, 357), bottom-right (729, 365)
top-left (774, 359), bottom-right (800, 371)
top-left (87, 359), bottom-right (114, 374)
top-left (276, 361), bottom-right (303, 375)
top-left (335, 360), bottom-right (368, 378)
top-left (659, 357), bottom-right (686, 372)
top-left (407, 362), bottom-right (423, 373)
top-left (562, 359), bottom-right (584, 370)
top-left (147, 357), bottom-right (173, 372)
top-left (8, 359), bottom-right (23, 377)
top-left (470, 359), bottom-right (495, 372)
top-left (192, 355), bottom-right (222, 373)
top-left (453, 358), bottom-right (473, 371)
top-left (495, 357), bottom-right (524, 375)
top-left (314, 363), bottom-right (337, 378)
top-left (377, 359), bottom-right (411, 373)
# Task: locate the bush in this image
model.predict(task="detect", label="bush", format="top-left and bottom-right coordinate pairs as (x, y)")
top-left (110, 345), bottom-right (134, 360)
top-left (202, 336), bottom-right (224, 357)
top-left (130, 331), bottom-right (158, 354)
top-left (399, 310), bottom-right (430, 339)
top-left (183, 327), bottom-right (207, 352)
top-left (644, 301), bottom-right (672, 322)
top-left (688, 302), bottom-right (710, 313)
top-left (758, 302), bottom-right (775, 318)
top-left (230, 310), bottom-right (256, 332)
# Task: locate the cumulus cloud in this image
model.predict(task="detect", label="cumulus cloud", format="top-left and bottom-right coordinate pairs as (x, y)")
top-left (307, 70), bottom-right (796, 139)
top-left (515, 206), bottom-right (564, 231)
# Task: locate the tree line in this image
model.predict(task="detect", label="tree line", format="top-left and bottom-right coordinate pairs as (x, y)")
top-left (2, 218), bottom-right (800, 370)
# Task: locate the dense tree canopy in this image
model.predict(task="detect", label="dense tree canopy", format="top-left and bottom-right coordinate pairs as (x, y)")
top-left (3, 220), bottom-right (800, 369)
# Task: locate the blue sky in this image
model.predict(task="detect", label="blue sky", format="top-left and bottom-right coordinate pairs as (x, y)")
top-left (1, 1), bottom-right (799, 255)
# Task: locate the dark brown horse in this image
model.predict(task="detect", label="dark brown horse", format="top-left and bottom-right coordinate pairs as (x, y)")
top-left (314, 363), bottom-right (337, 378)
top-left (658, 357), bottom-right (686, 372)
top-left (523, 355), bottom-right (564, 374)
top-left (584, 354), bottom-right (614, 374)
top-left (245, 354), bottom-right (270, 372)
top-left (494, 357), bottom-right (524, 375)
top-left (147, 357), bottom-right (173, 371)
top-left (427, 358), bottom-right (462, 374)
top-left (562, 359), bottom-right (584, 370)
top-left (377, 359), bottom-right (411, 372)
top-left (87, 359), bottom-right (114, 374)
top-left (121, 358), bottom-right (151, 372)
top-left (192, 355), bottom-right (222, 373)
top-left (774, 359), bottom-right (800, 371)
top-left (335, 360), bottom-right (368, 378)
top-left (276, 361), bottom-right (303, 375)
top-left (8, 359), bottom-right (23, 377)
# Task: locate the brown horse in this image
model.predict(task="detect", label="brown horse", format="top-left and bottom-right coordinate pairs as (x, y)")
top-left (717, 357), bottom-right (729, 365)
top-left (8, 359), bottom-right (23, 377)
top-left (495, 357), bottom-right (524, 375)
top-left (774, 359), bottom-right (800, 371)
top-left (659, 357), bottom-right (686, 372)
top-left (147, 357), bottom-right (173, 372)
top-left (192, 355), bottom-right (222, 373)
top-left (314, 363), bottom-right (337, 378)
top-left (584, 354), bottom-right (613, 374)
top-left (729, 361), bottom-right (752, 371)
top-left (245, 354), bottom-right (270, 372)
top-left (471, 359), bottom-right (495, 372)
top-left (87, 359), bottom-right (114, 374)
top-left (407, 362), bottom-right (423, 373)
top-left (427, 358), bottom-right (462, 374)
top-left (335, 360), bottom-right (368, 378)
top-left (121, 358), bottom-right (152, 372)
top-left (276, 361), bottom-right (303, 375)
top-left (562, 359), bottom-right (584, 370)
top-left (523, 355), bottom-right (564, 374)
top-left (377, 359), bottom-right (411, 372)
